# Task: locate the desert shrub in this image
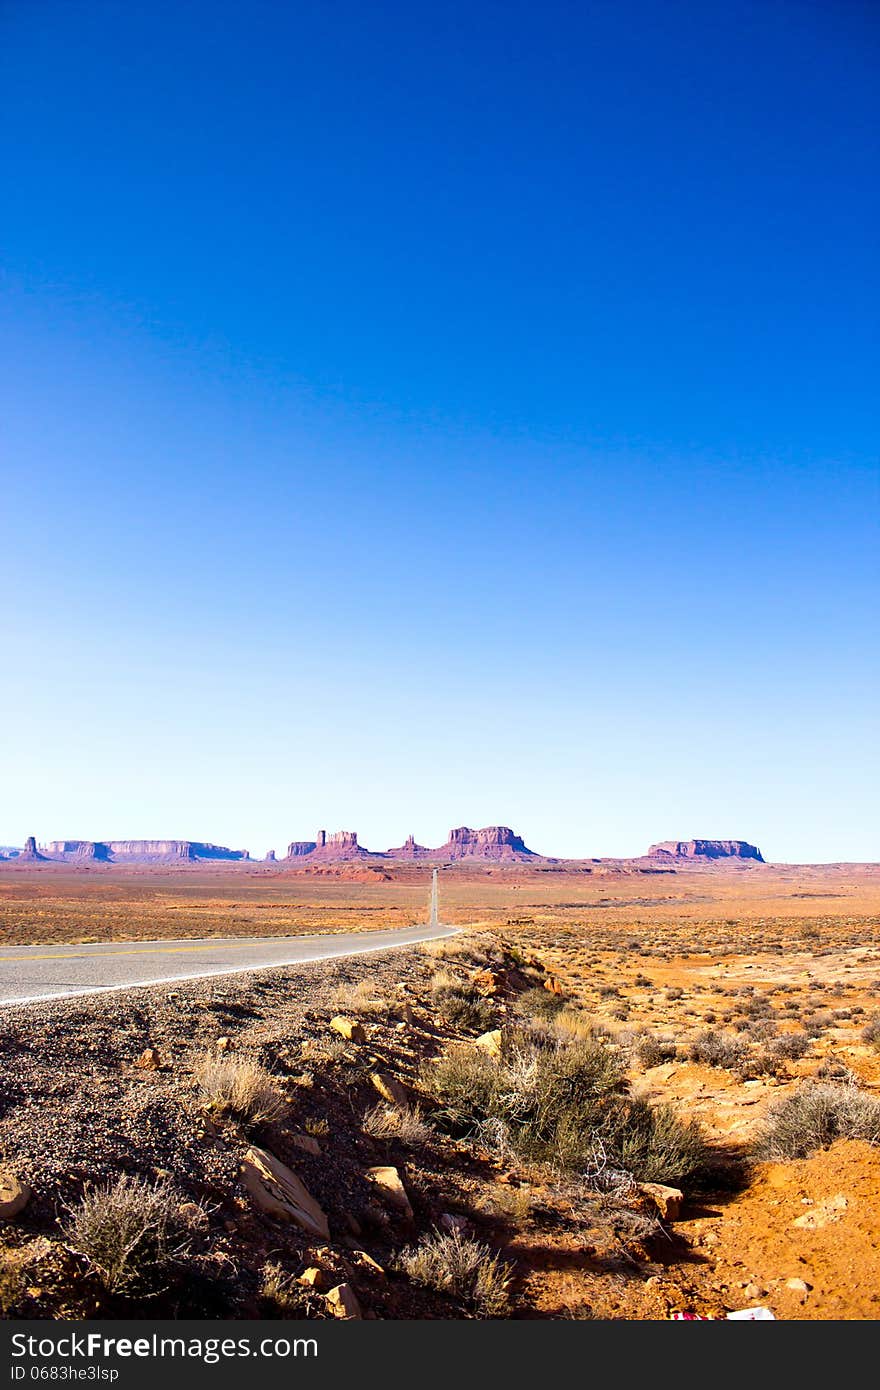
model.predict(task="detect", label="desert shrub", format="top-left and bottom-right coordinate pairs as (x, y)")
top-left (363, 1103), bottom-right (433, 1147)
top-left (766, 1032), bottom-right (810, 1061)
top-left (747, 1018), bottom-right (779, 1041)
top-left (635, 1035), bottom-right (677, 1069)
top-left (861, 1015), bottom-right (880, 1050)
top-left (816, 1055), bottom-right (858, 1083)
top-left (195, 1054), bottom-right (286, 1127)
top-left (633, 974), bottom-right (652, 988)
top-left (689, 1030), bottom-right (750, 1070)
top-left (516, 986), bottom-right (566, 1021)
top-left (608, 1100), bottom-right (715, 1187)
top-left (424, 1031), bottom-right (714, 1186)
top-left (598, 984), bottom-right (620, 999)
top-left (754, 1082), bottom-right (880, 1160)
top-left (742, 995), bottom-right (775, 1019)
top-left (399, 1227), bottom-right (510, 1318)
top-left (430, 976), bottom-right (495, 1033)
top-left (665, 987), bottom-right (685, 1002)
top-left (63, 1176), bottom-right (188, 1295)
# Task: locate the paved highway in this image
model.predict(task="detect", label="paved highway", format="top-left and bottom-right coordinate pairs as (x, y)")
top-left (0, 923), bottom-right (460, 1006)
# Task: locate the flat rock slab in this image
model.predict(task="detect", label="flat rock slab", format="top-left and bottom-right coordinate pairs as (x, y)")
top-left (241, 1145), bottom-right (330, 1238)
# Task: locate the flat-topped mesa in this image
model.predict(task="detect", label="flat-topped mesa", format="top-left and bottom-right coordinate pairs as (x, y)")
top-left (39, 840), bottom-right (249, 863)
top-left (286, 841), bottom-right (317, 858)
top-left (440, 826), bottom-right (536, 861)
top-left (647, 839), bottom-right (764, 863)
top-left (44, 840), bottom-right (110, 862)
top-left (285, 830), bottom-right (369, 861)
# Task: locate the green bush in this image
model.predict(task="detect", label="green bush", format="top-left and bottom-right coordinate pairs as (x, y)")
top-left (423, 1030), bottom-right (715, 1187)
top-left (431, 983), bottom-right (495, 1033)
top-left (516, 986), bottom-right (566, 1021)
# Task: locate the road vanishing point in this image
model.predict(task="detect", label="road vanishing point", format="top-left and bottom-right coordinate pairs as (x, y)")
top-left (0, 922), bottom-right (461, 1008)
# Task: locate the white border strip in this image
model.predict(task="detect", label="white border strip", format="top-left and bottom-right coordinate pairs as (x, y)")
top-left (0, 925), bottom-right (461, 1008)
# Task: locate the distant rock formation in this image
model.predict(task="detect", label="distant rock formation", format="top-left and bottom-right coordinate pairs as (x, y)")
top-left (18, 836), bottom-right (45, 862)
top-left (437, 826), bottom-right (536, 861)
top-left (285, 831), bottom-right (367, 861)
top-left (384, 834), bottom-right (429, 859)
top-left (647, 839), bottom-right (764, 863)
top-left (44, 840), bottom-right (110, 862)
top-left (36, 840), bottom-right (249, 864)
top-left (265, 850), bottom-right (276, 862)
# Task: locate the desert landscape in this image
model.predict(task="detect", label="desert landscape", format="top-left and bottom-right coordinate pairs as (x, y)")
top-left (0, 841), bottom-right (878, 1320)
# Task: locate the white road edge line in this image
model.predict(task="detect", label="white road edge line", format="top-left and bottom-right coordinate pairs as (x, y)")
top-left (0, 925), bottom-right (462, 1008)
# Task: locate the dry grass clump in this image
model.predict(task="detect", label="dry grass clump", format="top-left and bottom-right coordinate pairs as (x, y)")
top-left (260, 1262), bottom-right (324, 1318)
top-left (63, 1176), bottom-right (189, 1295)
top-left (516, 986), bottom-right (567, 1022)
top-left (195, 1053), bottom-right (286, 1127)
top-left (399, 1227), bottom-right (511, 1318)
top-left (331, 978), bottom-right (388, 1016)
top-left (363, 1103), bottom-right (433, 1147)
top-left (423, 1029), bottom-right (715, 1187)
top-left (421, 935), bottom-right (490, 965)
top-left (754, 1082), bottom-right (880, 1160)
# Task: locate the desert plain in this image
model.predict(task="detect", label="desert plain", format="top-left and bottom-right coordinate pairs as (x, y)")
top-left (0, 856), bottom-right (878, 1320)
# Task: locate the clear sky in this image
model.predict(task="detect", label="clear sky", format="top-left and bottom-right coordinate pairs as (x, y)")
top-left (1, 1), bottom-right (877, 863)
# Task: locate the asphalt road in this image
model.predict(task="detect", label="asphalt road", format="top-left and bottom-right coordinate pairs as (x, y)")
top-left (0, 923), bottom-right (460, 1006)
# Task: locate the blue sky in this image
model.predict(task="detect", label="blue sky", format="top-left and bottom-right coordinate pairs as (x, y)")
top-left (1, 0), bottom-right (877, 862)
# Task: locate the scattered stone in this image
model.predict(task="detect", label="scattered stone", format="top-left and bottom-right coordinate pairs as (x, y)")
top-left (439, 1213), bottom-right (471, 1236)
top-left (351, 1250), bottom-right (386, 1276)
top-left (543, 976), bottom-right (565, 996)
top-left (365, 1165), bottom-right (413, 1220)
top-left (216, 1037), bottom-right (233, 1052)
top-left (291, 1133), bottom-right (322, 1157)
top-left (177, 1202), bottom-right (207, 1228)
top-left (135, 1048), bottom-right (161, 1070)
top-left (475, 1029), bottom-right (503, 1058)
top-left (330, 1016), bottom-right (366, 1044)
top-left (786, 1278), bottom-right (812, 1294)
top-left (639, 1183), bottom-right (684, 1221)
top-left (792, 1194), bottom-right (848, 1230)
top-left (370, 1071), bottom-right (409, 1108)
top-left (0, 1175), bottom-right (31, 1220)
top-left (325, 1283), bottom-right (362, 1319)
top-left (471, 969), bottom-right (503, 997)
top-left (299, 1266), bottom-right (328, 1291)
top-left (240, 1146), bottom-right (330, 1238)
